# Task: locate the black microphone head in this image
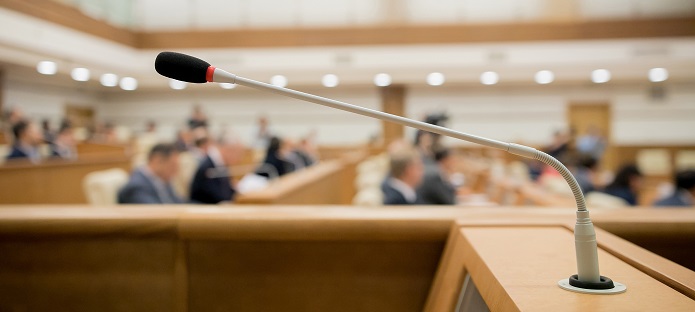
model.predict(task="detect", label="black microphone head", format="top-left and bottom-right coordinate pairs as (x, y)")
top-left (155, 51), bottom-right (210, 83)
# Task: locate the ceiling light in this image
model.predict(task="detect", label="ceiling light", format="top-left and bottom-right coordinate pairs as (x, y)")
top-left (534, 70), bottom-right (554, 84)
top-left (373, 73), bottom-right (392, 87)
top-left (322, 74), bottom-right (339, 88)
top-left (480, 71), bottom-right (499, 85)
top-left (426, 72), bottom-right (445, 86)
top-left (119, 77), bottom-right (138, 91)
top-left (100, 73), bottom-right (118, 87)
top-left (169, 79), bottom-right (187, 90)
top-left (648, 68), bottom-right (668, 82)
top-left (37, 61), bottom-right (57, 75)
top-left (71, 67), bottom-right (90, 82)
top-left (591, 69), bottom-right (611, 84)
top-left (220, 83), bottom-right (236, 89)
top-left (271, 75), bottom-right (288, 87)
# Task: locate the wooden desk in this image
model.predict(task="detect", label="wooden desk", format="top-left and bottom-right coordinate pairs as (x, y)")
top-left (236, 152), bottom-right (366, 205)
top-left (0, 206), bottom-right (693, 312)
top-left (0, 155), bottom-right (131, 204)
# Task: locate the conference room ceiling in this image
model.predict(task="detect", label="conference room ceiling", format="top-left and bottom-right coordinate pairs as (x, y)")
top-left (0, 1), bottom-right (694, 91)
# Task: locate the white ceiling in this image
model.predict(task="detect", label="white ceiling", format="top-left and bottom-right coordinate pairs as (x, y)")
top-left (1, 6), bottom-right (694, 92)
top-left (56, 0), bottom-right (695, 30)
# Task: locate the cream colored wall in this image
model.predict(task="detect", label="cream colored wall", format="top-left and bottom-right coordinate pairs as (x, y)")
top-left (4, 79), bottom-right (694, 147)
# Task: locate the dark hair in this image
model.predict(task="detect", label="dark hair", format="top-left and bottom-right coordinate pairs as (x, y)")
top-left (57, 122), bottom-right (72, 135)
top-left (267, 136), bottom-right (281, 156)
top-left (675, 170), bottom-right (695, 191)
top-left (578, 154), bottom-right (598, 170)
top-left (148, 143), bottom-right (178, 161)
top-left (194, 136), bottom-right (209, 148)
top-left (607, 164), bottom-right (641, 189)
top-left (434, 148), bottom-right (451, 162)
top-left (12, 120), bottom-right (29, 140)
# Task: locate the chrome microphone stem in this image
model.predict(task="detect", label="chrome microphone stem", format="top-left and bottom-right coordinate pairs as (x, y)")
top-left (213, 67), bottom-right (604, 285)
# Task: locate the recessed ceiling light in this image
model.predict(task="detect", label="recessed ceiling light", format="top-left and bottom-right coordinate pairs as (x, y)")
top-left (100, 73), bottom-right (118, 87)
top-left (374, 73), bottom-right (392, 87)
top-left (220, 83), bottom-right (236, 89)
top-left (591, 69), bottom-right (611, 84)
top-left (426, 72), bottom-right (445, 86)
top-left (169, 79), bottom-right (187, 90)
top-left (71, 67), bottom-right (90, 82)
top-left (534, 70), bottom-right (554, 84)
top-left (271, 75), bottom-right (288, 87)
top-left (648, 68), bottom-right (668, 82)
top-left (322, 74), bottom-right (339, 88)
top-left (119, 77), bottom-right (138, 91)
top-left (480, 71), bottom-right (499, 85)
top-left (37, 61), bottom-right (57, 75)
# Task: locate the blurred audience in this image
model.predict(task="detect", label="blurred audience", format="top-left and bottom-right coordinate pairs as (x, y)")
top-left (573, 155), bottom-right (599, 194)
top-left (190, 137), bottom-right (244, 204)
top-left (382, 145), bottom-right (424, 205)
top-left (577, 126), bottom-right (606, 161)
top-left (414, 130), bottom-right (436, 168)
top-left (117, 143), bottom-right (182, 204)
top-left (546, 130), bottom-right (570, 161)
top-left (174, 129), bottom-right (193, 152)
top-left (51, 123), bottom-right (77, 159)
top-left (7, 120), bottom-right (42, 163)
top-left (188, 104), bottom-right (208, 130)
top-left (654, 170), bottom-right (695, 207)
top-left (256, 136), bottom-right (295, 179)
top-left (600, 164), bottom-right (643, 206)
top-left (417, 148), bottom-right (457, 205)
top-left (41, 119), bottom-right (55, 144)
top-left (252, 115), bottom-right (273, 150)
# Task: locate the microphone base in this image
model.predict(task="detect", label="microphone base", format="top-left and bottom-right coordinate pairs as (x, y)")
top-left (558, 275), bottom-right (627, 294)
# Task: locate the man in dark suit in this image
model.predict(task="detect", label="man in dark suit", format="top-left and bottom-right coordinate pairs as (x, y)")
top-left (190, 139), bottom-right (244, 204)
top-left (382, 145), bottom-right (424, 205)
top-left (6, 120), bottom-right (43, 163)
top-left (654, 170), bottom-right (695, 207)
top-left (50, 123), bottom-right (77, 159)
top-left (118, 143), bottom-right (183, 204)
top-left (417, 148), bottom-right (457, 205)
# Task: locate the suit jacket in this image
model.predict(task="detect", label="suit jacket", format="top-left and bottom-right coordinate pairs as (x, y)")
top-left (6, 145), bottom-right (30, 160)
top-left (654, 190), bottom-right (693, 207)
top-left (382, 179), bottom-right (421, 205)
top-left (190, 156), bottom-right (235, 204)
top-left (117, 168), bottom-right (183, 204)
top-left (417, 170), bottom-right (456, 205)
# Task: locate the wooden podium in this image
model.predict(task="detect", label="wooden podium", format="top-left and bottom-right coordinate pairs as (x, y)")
top-left (0, 206), bottom-right (693, 312)
top-left (425, 222), bottom-right (695, 312)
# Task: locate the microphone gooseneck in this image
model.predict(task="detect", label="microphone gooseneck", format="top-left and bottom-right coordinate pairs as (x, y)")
top-left (155, 52), bottom-right (625, 294)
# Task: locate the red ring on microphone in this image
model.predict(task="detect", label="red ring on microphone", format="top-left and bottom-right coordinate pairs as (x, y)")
top-left (206, 66), bottom-right (216, 82)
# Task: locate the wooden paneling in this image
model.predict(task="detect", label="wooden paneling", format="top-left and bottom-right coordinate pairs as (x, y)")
top-left (381, 85), bottom-right (406, 145)
top-left (0, 207), bottom-right (694, 312)
top-left (0, 0), bottom-right (136, 46)
top-left (0, 155), bottom-right (131, 204)
top-left (187, 240), bottom-right (443, 312)
top-left (1, 0), bottom-right (693, 48)
top-left (236, 152), bottom-right (366, 205)
top-left (138, 17), bottom-right (695, 49)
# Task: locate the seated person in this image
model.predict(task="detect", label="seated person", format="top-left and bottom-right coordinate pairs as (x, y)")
top-left (51, 123), bottom-right (77, 159)
top-left (118, 143), bottom-right (183, 204)
top-left (601, 164), bottom-right (642, 206)
top-left (417, 148), bottom-right (457, 205)
top-left (256, 136), bottom-right (295, 179)
top-left (190, 138), bottom-right (244, 204)
top-left (382, 146), bottom-right (424, 205)
top-left (654, 170), bottom-right (695, 207)
top-left (7, 120), bottom-right (43, 163)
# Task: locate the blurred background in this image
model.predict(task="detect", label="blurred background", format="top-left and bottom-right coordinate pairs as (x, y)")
top-left (0, 0), bottom-right (694, 208)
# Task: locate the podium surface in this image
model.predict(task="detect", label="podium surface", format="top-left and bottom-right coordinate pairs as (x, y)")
top-left (453, 226), bottom-right (695, 311)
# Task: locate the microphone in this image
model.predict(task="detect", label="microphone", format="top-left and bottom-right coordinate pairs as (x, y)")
top-left (155, 51), bottom-right (625, 294)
